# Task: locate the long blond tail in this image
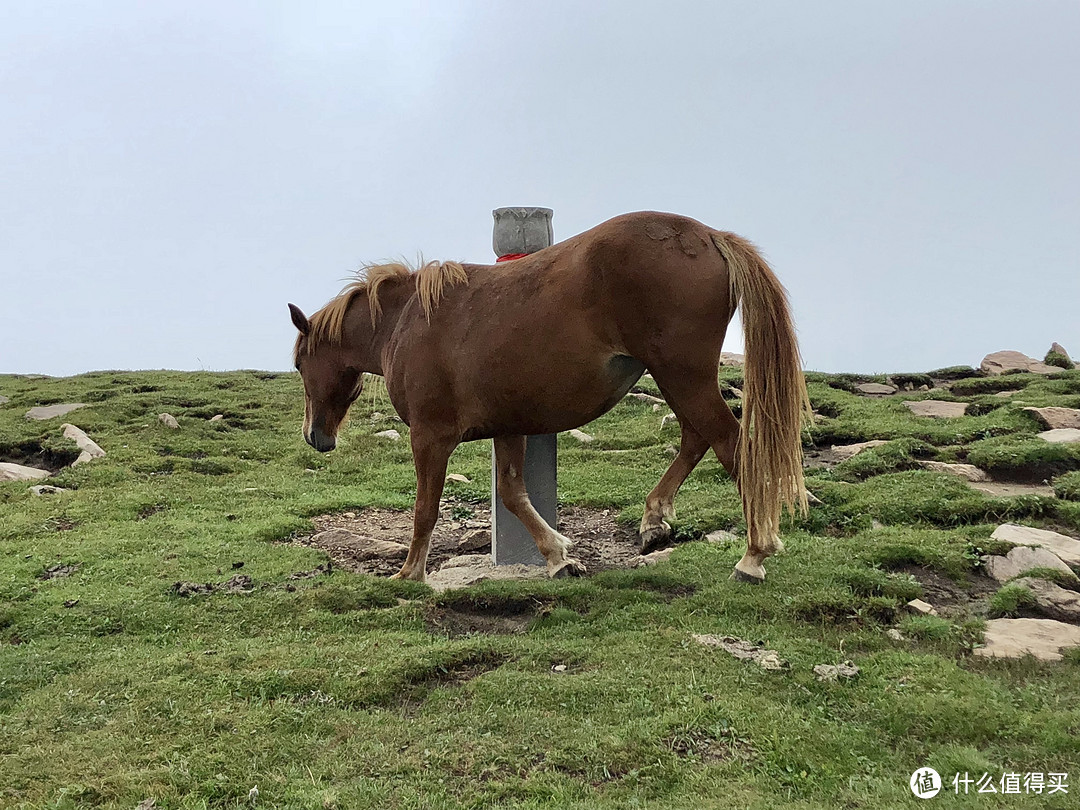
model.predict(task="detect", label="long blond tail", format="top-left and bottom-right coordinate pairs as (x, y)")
top-left (711, 232), bottom-right (811, 553)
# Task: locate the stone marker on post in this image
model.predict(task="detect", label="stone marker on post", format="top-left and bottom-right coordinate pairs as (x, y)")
top-left (491, 207), bottom-right (558, 566)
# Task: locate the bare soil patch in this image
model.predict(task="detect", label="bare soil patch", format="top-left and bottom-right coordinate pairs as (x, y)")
top-left (302, 499), bottom-right (647, 577)
top-left (895, 564), bottom-right (999, 618)
top-left (425, 594), bottom-right (554, 637)
top-left (0, 441), bottom-right (79, 473)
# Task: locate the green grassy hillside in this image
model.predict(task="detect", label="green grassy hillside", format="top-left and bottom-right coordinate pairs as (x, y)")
top-left (2, 366), bottom-right (1079, 809)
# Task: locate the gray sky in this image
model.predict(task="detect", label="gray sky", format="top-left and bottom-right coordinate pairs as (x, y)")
top-left (2, 1), bottom-right (1077, 376)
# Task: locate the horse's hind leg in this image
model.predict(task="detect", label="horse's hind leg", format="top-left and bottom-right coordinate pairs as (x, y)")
top-left (649, 368), bottom-right (777, 583)
top-left (392, 431), bottom-right (456, 582)
top-left (494, 435), bottom-right (586, 578)
top-left (639, 421), bottom-right (710, 553)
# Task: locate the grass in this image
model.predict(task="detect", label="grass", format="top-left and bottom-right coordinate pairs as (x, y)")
top-left (2, 368), bottom-right (1080, 809)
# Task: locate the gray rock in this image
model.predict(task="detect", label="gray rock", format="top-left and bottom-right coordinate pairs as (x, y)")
top-left (1011, 578), bottom-right (1080, 622)
top-left (25, 403), bottom-right (86, 420)
top-left (457, 528), bottom-right (491, 553)
top-left (1049, 342), bottom-right (1072, 363)
top-left (985, 546), bottom-right (1078, 584)
top-left (635, 547), bottom-right (674, 567)
top-left (904, 400), bottom-right (968, 418)
top-left (1038, 428), bottom-right (1080, 444)
top-left (425, 553), bottom-right (547, 592)
top-left (719, 352), bottom-right (744, 367)
top-left (994, 389), bottom-right (1023, 398)
top-left (209, 414), bottom-right (225, 422)
top-left (691, 634), bottom-right (787, 670)
top-left (991, 524), bottom-right (1080, 568)
top-left (660, 412), bottom-right (678, 430)
top-left (0, 395), bottom-right (9, 405)
top-left (830, 439), bottom-right (888, 460)
top-left (975, 617), bottom-right (1080, 661)
top-left (61, 423), bottom-right (105, 465)
top-left (705, 529), bottom-right (739, 544)
top-left (813, 661), bottom-right (860, 682)
top-left (886, 628), bottom-right (907, 642)
top-left (905, 598), bottom-right (938, 616)
top-left (446, 473), bottom-right (471, 483)
top-left (374, 429), bottom-right (401, 440)
top-left (567, 429), bottom-right (594, 443)
top-left (1023, 407), bottom-right (1080, 431)
top-left (309, 529), bottom-right (408, 561)
top-left (29, 484), bottom-right (67, 495)
top-left (855, 382), bottom-right (897, 395)
top-left (627, 392), bottom-right (665, 406)
top-left (0, 462), bottom-right (51, 482)
top-left (918, 460), bottom-right (989, 482)
top-left (980, 350), bottom-right (1059, 376)
top-left (158, 413), bottom-right (180, 429)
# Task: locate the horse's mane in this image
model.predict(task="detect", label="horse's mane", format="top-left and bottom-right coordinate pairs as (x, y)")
top-left (296, 260), bottom-right (467, 359)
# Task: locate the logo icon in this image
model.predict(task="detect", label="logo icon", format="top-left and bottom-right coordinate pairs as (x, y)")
top-left (911, 767), bottom-right (942, 799)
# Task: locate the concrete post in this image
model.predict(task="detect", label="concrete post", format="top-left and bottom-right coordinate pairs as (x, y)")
top-left (491, 207), bottom-right (558, 566)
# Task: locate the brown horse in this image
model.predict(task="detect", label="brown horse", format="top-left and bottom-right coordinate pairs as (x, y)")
top-left (289, 211), bottom-right (810, 583)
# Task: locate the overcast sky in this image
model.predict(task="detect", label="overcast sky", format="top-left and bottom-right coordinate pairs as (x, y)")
top-left (2, 1), bottom-right (1077, 377)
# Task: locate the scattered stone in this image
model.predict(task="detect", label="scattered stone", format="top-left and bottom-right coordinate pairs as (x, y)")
top-left (446, 473), bottom-right (471, 484)
top-left (29, 485), bottom-right (66, 495)
top-left (904, 400), bottom-right (968, 418)
top-left (61, 423), bottom-right (106, 465)
top-left (457, 528), bottom-right (491, 553)
top-left (917, 384), bottom-right (930, 392)
top-left (805, 490), bottom-right (823, 505)
top-left (171, 581), bottom-right (215, 597)
top-left (0, 395), bottom-right (8, 404)
top-left (905, 598), bottom-right (938, 616)
top-left (374, 429), bottom-right (401, 440)
top-left (628, 392), bottom-right (665, 406)
top-left (425, 554), bottom-right (547, 592)
top-left (691, 634), bottom-right (787, 671)
top-left (158, 413), bottom-right (180, 429)
top-left (0, 462), bottom-right (51, 482)
top-left (719, 352), bottom-right (744, 367)
top-left (652, 403), bottom-right (662, 412)
top-left (855, 382), bottom-right (897, 395)
top-left (636, 547), bottom-right (674, 567)
top-left (1023, 407), bottom-right (1080, 431)
top-left (975, 617), bottom-right (1080, 661)
top-left (568, 429), bottom-right (594, 443)
top-left (705, 529), bottom-right (738, 544)
top-left (886, 628), bottom-right (906, 642)
top-left (308, 529), bottom-right (408, 561)
top-left (729, 387), bottom-right (743, 399)
top-left (830, 440), bottom-right (887, 460)
top-left (991, 524), bottom-right (1080, 569)
top-left (551, 663), bottom-right (569, 673)
top-left (1011, 578), bottom-right (1080, 623)
top-left (40, 563), bottom-right (79, 579)
top-left (1038, 428), bottom-right (1080, 444)
top-left (813, 661), bottom-right (860, 682)
top-left (209, 414), bottom-right (225, 422)
top-left (980, 350), bottom-right (1059, 376)
top-left (985, 546), bottom-right (1078, 584)
top-left (63, 599), bottom-right (79, 608)
top-left (994, 389), bottom-right (1023, 398)
top-left (660, 412), bottom-right (678, 430)
top-left (25, 403), bottom-right (86, 420)
top-left (918, 460), bottom-right (989, 482)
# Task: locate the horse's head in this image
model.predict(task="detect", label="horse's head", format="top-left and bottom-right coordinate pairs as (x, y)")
top-left (288, 302), bottom-right (366, 452)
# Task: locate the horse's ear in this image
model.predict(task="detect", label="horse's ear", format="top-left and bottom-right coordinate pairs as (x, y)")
top-left (288, 303), bottom-right (310, 335)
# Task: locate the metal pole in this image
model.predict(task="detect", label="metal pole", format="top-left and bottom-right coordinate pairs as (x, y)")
top-left (490, 207), bottom-right (558, 567)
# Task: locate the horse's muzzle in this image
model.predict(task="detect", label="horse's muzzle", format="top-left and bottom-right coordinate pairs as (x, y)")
top-left (306, 427), bottom-right (337, 453)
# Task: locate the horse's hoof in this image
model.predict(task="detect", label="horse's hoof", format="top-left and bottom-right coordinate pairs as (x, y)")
top-left (550, 558), bottom-right (586, 578)
top-left (730, 567), bottom-right (765, 584)
top-left (390, 569), bottom-right (425, 583)
top-left (639, 521), bottom-right (672, 554)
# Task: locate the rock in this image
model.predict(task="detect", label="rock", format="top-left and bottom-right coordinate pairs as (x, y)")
top-left (813, 661), bottom-right (860, 682)
top-left (1051, 342), bottom-right (1071, 359)
top-left (158, 413), bottom-right (180, 429)
top-left (209, 414), bottom-right (225, 422)
top-left (374, 429), bottom-right (401, 440)
top-left (975, 617), bottom-right (1080, 661)
top-left (636, 547), bottom-right (674, 567)
top-left (730, 387), bottom-right (743, 399)
top-left (425, 554), bottom-right (547, 592)
top-left (991, 524), bottom-right (1080, 568)
top-left (29, 484), bottom-right (67, 495)
top-left (985, 546), bottom-right (1078, 584)
top-left (660, 412), bottom-right (678, 429)
top-left (994, 389), bottom-right (1023, 398)
top-left (980, 350), bottom-right (1059, 376)
top-left (551, 664), bottom-right (569, 673)
top-left (886, 628), bottom-right (906, 642)
top-left (1022, 407), bottom-right (1080, 431)
top-left (0, 462), bottom-right (51, 482)
top-left (691, 634), bottom-right (787, 670)
top-left (719, 352), bottom-right (744, 367)
top-left (705, 529), bottom-right (738, 544)
top-left (1037, 428), bottom-right (1080, 444)
top-left (917, 384), bottom-right (930, 391)
top-left (855, 382), bottom-right (897, 395)
top-left (457, 528), bottom-right (491, 553)
top-left (567, 429), bottom-right (594, 443)
top-left (0, 395), bottom-right (9, 404)
top-left (918, 461), bottom-right (989, 482)
top-left (830, 440), bottom-right (887, 460)
top-left (309, 529), bottom-right (408, 561)
top-left (25, 403), bottom-right (86, 420)
top-left (628, 392), bottom-right (665, 406)
top-left (1011, 578), bottom-right (1080, 622)
top-left (446, 473), bottom-right (471, 484)
top-left (61, 423), bottom-right (105, 465)
top-left (805, 489), bottom-right (823, 505)
top-left (905, 598), bottom-right (938, 616)
top-left (904, 400), bottom-right (968, 418)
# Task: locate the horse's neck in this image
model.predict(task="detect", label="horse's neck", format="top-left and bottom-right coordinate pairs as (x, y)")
top-left (353, 282), bottom-right (413, 375)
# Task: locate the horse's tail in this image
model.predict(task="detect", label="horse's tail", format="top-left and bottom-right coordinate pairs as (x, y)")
top-left (711, 232), bottom-right (811, 552)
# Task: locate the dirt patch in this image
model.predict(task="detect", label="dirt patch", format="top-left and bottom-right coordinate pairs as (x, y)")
top-left (39, 563), bottom-right (79, 580)
top-left (0, 441), bottom-right (79, 473)
top-left (665, 729), bottom-right (754, 764)
top-left (425, 594), bottom-right (555, 637)
top-left (395, 651), bottom-right (510, 712)
top-left (969, 481), bottom-right (1056, 498)
top-left (170, 574), bottom-right (254, 597)
top-left (895, 564), bottom-right (999, 618)
top-left (301, 499), bottom-right (647, 577)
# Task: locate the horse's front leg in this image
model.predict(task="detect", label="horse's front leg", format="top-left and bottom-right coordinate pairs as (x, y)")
top-left (391, 430), bottom-right (456, 583)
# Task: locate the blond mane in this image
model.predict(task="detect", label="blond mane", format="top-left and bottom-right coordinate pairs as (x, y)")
top-left (296, 260), bottom-right (467, 360)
